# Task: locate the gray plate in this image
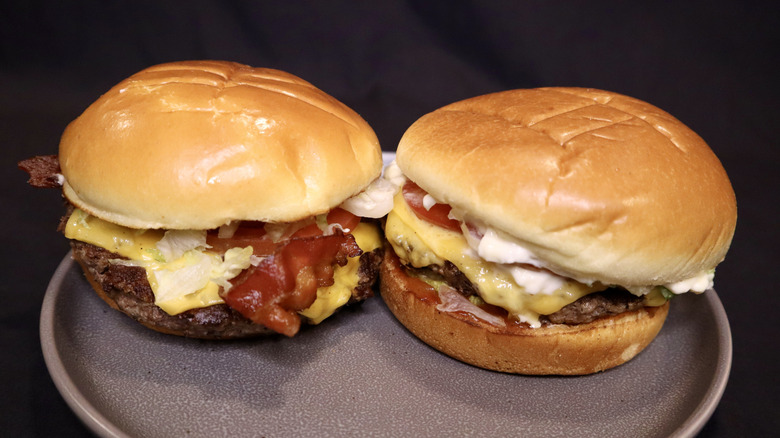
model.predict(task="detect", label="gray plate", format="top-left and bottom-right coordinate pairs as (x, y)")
top-left (41, 252), bottom-right (731, 438)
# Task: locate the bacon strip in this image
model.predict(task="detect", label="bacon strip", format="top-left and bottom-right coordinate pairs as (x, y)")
top-left (220, 231), bottom-right (362, 336)
top-left (18, 155), bottom-right (62, 188)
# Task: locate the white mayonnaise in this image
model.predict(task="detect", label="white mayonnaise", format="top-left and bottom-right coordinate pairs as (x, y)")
top-left (665, 270), bottom-right (715, 294)
top-left (476, 227), bottom-right (542, 266)
top-left (459, 222), bottom-right (569, 295)
top-left (340, 161), bottom-right (405, 218)
top-left (501, 265), bottom-right (567, 295)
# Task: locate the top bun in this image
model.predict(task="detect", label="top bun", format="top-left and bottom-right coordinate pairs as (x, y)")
top-left (397, 87), bottom-right (736, 287)
top-left (60, 60), bottom-right (382, 229)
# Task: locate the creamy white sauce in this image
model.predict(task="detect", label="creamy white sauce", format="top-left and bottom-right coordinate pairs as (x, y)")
top-left (456, 212), bottom-right (713, 296)
top-left (382, 160), bottom-right (406, 188)
top-left (397, 169), bottom-right (715, 297)
top-left (665, 270), bottom-right (714, 294)
top-left (340, 160), bottom-right (404, 218)
top-left (476, 227), bottom-right (542, 266)
top-left (455, 220), bottom-right (569, 295)
top-left (500, 265), bottom-right (567, 295)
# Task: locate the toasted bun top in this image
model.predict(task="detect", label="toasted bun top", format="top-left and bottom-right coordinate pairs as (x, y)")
top-left (59, 60), bottom-right (382, 229)
top-left (396, 87), bottom-right (736, 286)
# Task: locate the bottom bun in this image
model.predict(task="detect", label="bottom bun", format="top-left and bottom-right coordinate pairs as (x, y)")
top-left (380, 248), bottom-right (669, 375)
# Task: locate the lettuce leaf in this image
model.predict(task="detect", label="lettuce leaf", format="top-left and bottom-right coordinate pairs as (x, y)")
top-left (156, 230), bottom-right (209, 262)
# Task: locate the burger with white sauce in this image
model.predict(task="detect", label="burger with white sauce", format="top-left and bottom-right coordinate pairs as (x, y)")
top-left (377, 87), bottom-right (736, 374)
top-left (20, 60), bottom-right (389, 338)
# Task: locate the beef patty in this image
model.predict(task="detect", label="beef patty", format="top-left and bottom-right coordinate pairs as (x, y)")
top-left (415, 260), bottom-right (645, 326)
top-left (71, 239), bottom-right (382, 339)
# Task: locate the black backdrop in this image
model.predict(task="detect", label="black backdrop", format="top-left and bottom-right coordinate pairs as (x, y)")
top-left (2, 1), bottom-right (778, 436)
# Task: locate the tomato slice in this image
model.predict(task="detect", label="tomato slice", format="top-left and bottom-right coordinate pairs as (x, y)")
top-left (402, 181), bottom-right (461, 232)
top-left (206, 222), bottom-right (278, 256)
top-left (291, 208), bottom-right (361, 238)
top-left (327, 207), bottom-right (361, 232)
top-left (207, 208), bottom-right (362, 254)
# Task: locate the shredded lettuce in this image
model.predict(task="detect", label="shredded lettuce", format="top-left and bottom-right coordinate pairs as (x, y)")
top-left (265, 219), bottom-right (313, 242)
top-left (211, 246), bottom-right (254, 291)
top-left (145, 248), bottom-right (166, 262)
top-left (111, 235), bottom-right (255, 312)
top-left (658, 286), bottom-right (676, 300)
top-left (315, 213), bottom-right (346, 235)
top-left (156, 230), bottom-right (209, 262)
top-left (217, 221), bottom-right (240, 238)
top-left (109, 258), bottom-right (150, 268)
top-left (151, 251), bottom-right (214, 304)
top-left (151, 245), bottom-right (254, 310)
top-left (71, 208), bottom-right (91, 228)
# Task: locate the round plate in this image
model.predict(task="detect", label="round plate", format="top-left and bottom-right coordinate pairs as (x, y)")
top-left (41, 253), bottom-right (731, 438)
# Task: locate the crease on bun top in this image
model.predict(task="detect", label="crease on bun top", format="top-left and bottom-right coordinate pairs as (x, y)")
top-left (123, 61), bottom-right (364, 130)
top-left (59, 60), bottom-right (382, 230)
top-left (396, 87), bottom-right (736, 287)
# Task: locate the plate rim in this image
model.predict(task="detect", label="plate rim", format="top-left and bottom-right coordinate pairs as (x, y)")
top-left (40, 252), bottom-right (130, 438)
top-left (671, 289), bottom-right (732, 437)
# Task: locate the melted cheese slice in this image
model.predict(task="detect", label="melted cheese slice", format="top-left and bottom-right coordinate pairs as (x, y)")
top-left (299, 222), bottom-right (382, 324)
top-left (65, 209), bottom-right (382, 321)
top-left (384, 192), bottom-right (604, 327)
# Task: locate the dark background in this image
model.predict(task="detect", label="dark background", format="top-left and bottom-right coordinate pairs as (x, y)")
top-left (2, 1), bottom-right (777, 436)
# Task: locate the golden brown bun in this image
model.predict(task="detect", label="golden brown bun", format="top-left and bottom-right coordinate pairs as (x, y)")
top-left (60, 60), bottom-right (382, 229)
top-left (380, 248), bottom-right (669, 375)
top-left (397, 87), bottom-right (736, 287)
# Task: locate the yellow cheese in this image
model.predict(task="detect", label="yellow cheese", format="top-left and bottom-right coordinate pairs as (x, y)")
top-left (65, 209), bottom-right (381, 322)
top-left (65, 208), bottom-right (164, 261)
top-left (385, 193), bottom-right (604, 326)
top-left (65, 209), bottom-right (235, 314)
top-left (300, 221), bottom-right (382, 324)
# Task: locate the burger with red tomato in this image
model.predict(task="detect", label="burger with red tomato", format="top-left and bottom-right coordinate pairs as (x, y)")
top-left (20, 60), bottom-right (388, 338)
top-left (379, 87), bottom-right (736, 374)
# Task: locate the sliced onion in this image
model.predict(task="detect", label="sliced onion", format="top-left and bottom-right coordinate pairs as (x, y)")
top-left (436, 285), bottom-right (506, 327)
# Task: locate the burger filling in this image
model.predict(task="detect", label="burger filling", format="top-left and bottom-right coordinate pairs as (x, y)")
top-left (20, 154), bottom-right (385, 337)
top-left (63, 206), bottom-right (383, 336)
top-left (381, 163), bottom-right (710, 328)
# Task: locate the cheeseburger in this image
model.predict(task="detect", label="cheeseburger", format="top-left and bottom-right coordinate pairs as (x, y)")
top-left (379, 87), bottom-right (736, 375)
top-left (20, 60), bottom-right (388, 338)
